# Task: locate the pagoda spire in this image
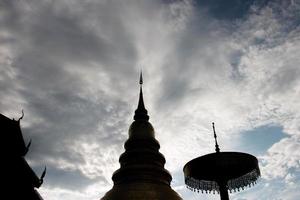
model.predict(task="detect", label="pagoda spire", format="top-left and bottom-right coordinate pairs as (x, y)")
top-left (134, 71), bottom-right (149, 121)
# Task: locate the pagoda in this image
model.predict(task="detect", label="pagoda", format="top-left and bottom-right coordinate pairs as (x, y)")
top-left (101, 73), bottom-right (182, 200)
top-left (1, 112), bottom-right (46, 199)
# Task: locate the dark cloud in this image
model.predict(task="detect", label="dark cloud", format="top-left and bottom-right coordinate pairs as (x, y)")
top-left (1, 0), bottom-right (300, 199)
top-left (0, 0), bottom-right (137, 193)
top-left (229, 50), bottom-right (244, 81)
top-left (1, 0), bottom-right (138, 75)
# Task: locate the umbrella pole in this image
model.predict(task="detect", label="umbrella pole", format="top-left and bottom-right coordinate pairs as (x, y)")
top-left (219, 182), bottom-right (229, 200)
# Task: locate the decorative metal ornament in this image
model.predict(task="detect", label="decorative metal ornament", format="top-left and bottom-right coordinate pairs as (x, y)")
top-left (183, 123), bottom-right (260, 200)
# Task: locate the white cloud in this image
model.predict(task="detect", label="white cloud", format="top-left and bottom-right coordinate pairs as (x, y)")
top-left (1, 0), bottom-right (300, 199)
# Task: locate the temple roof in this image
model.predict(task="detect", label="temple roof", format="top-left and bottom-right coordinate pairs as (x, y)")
top-left (0, 113), bottom-right (27, 157)
top-left (1, 112), bottom-right (45, 200)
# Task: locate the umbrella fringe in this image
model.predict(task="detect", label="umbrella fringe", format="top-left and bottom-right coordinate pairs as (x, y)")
top-left (185, 168), bottom-right (260, 194)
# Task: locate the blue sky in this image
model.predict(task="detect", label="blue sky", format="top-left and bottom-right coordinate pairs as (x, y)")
top-left (1, 0), bottom-right (300, 199)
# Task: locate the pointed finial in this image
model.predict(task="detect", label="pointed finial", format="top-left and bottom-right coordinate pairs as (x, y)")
top-left (134, 71), bottom-right (149, 121)
top-left (140, 70), bottom-right (143, 85)
top-left (212, 122), bottom-right (220, 153)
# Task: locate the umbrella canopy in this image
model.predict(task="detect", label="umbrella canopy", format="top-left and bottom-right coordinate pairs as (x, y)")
top-left (183, 152), bottom-right (260, 194)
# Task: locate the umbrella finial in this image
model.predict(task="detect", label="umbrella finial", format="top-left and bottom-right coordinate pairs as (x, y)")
top-left (212, 122), bottom-right (220, 153)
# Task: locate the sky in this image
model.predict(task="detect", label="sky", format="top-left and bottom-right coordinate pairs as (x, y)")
top-left (1, 0), bottom-right (300, 199)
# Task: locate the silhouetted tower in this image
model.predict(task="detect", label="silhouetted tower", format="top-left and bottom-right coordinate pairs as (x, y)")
top-left (1, 112), bottom-right (46, 200)
top-left (101, 72), bottom-right (182, 200)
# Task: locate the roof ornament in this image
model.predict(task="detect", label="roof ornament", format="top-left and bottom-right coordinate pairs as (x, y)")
top-left (24, 139), bottom-right (32, 155)
top-left (18, 110), bottom-right (24, 122)
top-left (39, 166), bottom-right (47, 187)
top-left (212, 122), bottom-right (220, 153)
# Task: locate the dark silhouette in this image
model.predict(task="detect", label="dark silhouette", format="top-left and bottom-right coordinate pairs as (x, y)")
top-left (101, 72), bottom-right (182, 200)
top-left (1, 112), bottom-right (46, 200)
top-left (183, 123), bottom-right (260, 200)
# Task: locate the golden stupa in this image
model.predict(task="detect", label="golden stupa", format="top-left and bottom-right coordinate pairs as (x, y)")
top-left (101, 73), bottom-right (182, 200)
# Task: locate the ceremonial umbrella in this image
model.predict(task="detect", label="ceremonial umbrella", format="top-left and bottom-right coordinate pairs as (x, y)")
top-left (183, 123), bottom-right (260, 200)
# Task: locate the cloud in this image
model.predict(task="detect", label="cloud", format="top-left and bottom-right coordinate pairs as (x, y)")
top-left (261, 136), bottom-right (300, 180)
top-left (33, 163), bottom-right (103, 191)
top-left (1, 0), bottom-right (300, 200)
